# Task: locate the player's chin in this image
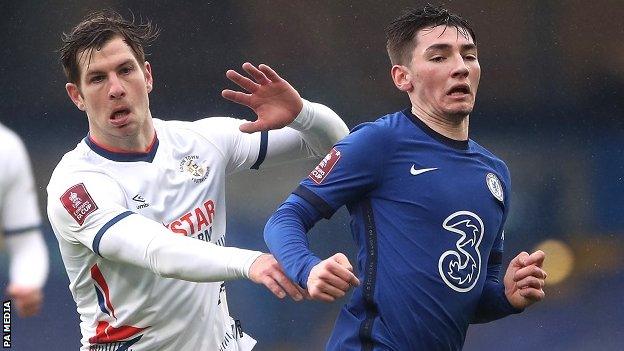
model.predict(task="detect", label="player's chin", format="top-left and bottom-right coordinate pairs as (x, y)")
top-left (445, 105), bottom-right (474, 120)
top-left (114, 123), bottom-right (139, 136)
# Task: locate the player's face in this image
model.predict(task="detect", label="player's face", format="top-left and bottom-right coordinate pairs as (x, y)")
top-left (65, 36), bottom-right (154, 150)
top-left (405, 25), bottom-right (480, 119)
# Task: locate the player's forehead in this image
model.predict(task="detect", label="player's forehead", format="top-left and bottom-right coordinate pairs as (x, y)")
top-left (414, 25), bottom-right (476, 52)
top-left (77, 36), bottom-right (138, 77)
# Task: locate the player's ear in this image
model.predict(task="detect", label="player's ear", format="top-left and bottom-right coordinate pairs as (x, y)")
top-left (65, 83), bottom-right (86, 111)
top-left (144, 61), bottom-right (153, 93)
top-left (391, 65), bottom-right (413, 92)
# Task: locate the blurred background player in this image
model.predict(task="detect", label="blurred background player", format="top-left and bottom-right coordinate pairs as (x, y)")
top-left (0, 122), bottom-right (49, 317)
top-left (48, 10), bottom-right (348, 351)
top-left (265, 5), bottom-right (547, 350)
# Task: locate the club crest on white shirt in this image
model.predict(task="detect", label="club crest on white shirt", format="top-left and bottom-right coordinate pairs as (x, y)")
top-left (179, 155), bottom-right (209, 183)
top-left (486, 173), bottom-right (503, 202)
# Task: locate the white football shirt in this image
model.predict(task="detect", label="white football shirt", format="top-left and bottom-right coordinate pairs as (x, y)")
top-left (47, 101), bottom-right (348, 350)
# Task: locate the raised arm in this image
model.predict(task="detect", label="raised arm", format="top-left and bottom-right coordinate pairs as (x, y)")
top-left (222, 63), bottom-right (349, 163)
top-left (222, 62), bottom-right (304, 134)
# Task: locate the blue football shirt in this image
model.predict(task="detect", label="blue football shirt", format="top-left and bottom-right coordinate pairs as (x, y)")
top-left (266, 109), bottom-right (518, 350)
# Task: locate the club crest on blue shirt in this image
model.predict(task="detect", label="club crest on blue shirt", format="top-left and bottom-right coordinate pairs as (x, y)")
top-left (486, 173), bottom-right (503, 202)
top-left (179, 155), bottom-right (210, 184)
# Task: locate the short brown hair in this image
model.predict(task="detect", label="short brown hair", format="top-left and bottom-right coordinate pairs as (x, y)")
top-left (60, 10), bottom-right (159, 85)
top-left (386, 4), bottom-right (476, 65)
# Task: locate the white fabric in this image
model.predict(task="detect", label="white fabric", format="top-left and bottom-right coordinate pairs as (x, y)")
top-left (0, 123), bottom-right (48, 288)
top-left (47, 100), bottom-right (347, 351)
top-left (0, 123), bottom-right (42, 231)
top-left (5, 229), bottom-right (49, 288)
top-left (289, 99), bottom-right (350, 156)
top-left (98, 213), bottom-right (262, 281)
top-left (260, 99), bottom-right (349, 167)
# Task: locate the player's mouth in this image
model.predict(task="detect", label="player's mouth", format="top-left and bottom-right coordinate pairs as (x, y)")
top-left (110, 108), bottom-right (131, 127)
top-left (446, 84), bottom-right (471, 98)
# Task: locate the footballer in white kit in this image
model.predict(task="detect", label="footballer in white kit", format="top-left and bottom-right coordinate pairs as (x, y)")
top-left (53, 11), bottom-right (348, 349)
top-left (0, 122), bottom-right (49, 317)
top-left (47, 101), bottom-right (347, 350)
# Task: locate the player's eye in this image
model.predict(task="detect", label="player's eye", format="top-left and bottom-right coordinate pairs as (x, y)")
top-left (120, 66), bottom-right (134, 75)
top-left (430, 56), bottom-right (445, 62)
top-left (90, 75), bottom-right (105, 83)
top-left (464, 54), bottom-right (478, 61)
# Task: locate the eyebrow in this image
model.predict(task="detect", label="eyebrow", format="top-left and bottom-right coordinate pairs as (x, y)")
top-left (85, 59), bottom-right (136, 78)
top-left (424, 43), bottom-right (477, 53)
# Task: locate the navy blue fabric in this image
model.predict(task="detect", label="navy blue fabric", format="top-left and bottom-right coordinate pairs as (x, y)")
top-left (92, 211), bottom-right (134, 256)
top-left (3, 224), bottom-right (41, 236)
top-left (471, 260), bottom-right (523, 323)
top-left (85, 135), bottom-right (159, 163)
top-left (265, 109), bottom-right (517, 350)
top-left (251, 131), bottom-right (268, 170)
top-left (264, 194), bottom-right (322, 289)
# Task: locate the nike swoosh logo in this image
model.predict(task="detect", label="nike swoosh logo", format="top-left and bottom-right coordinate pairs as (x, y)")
top-left (410, 166), bottom-right (438, 176)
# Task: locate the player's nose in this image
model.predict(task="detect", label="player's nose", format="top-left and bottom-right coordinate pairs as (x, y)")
top-left (108, 74), bottom-right (126, 99)
top-left (450, 55), bottom-right (469, 79)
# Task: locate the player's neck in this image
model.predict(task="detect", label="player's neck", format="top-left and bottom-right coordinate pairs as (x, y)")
top-left (89, 128), bottom-right (157, 154)
top-left (411, 106), bottom-right (469, 141)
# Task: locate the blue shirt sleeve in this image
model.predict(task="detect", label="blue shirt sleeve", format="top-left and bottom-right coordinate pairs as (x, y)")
top-left (471, 260), bottom-right (523, 323)
top-left (265, 122), bottom-right (388, 287)
top-left (294, 122), bottom-right (389, 217)
top-left (264, 194), bottom-right (323, 288)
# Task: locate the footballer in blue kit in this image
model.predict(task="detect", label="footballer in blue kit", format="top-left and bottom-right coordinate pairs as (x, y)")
top-left (264, 4), bottom-right (547, 351)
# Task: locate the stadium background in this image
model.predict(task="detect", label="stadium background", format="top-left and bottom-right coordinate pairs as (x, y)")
top-left (1, 1), bottom-right (622, 350)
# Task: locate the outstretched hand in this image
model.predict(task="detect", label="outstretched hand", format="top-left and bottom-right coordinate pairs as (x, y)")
top-left (248, 254), bottom-right (306, 301)
top-left (503, 250), bottom-right (547, 309)
top-left (222, 62), bottom-right (303, 133)
top-left (307, 253), bottom-right (360, 303)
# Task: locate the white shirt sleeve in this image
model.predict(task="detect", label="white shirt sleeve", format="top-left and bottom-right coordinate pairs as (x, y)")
top-left (0, 128), bottom-right (48, 288)
top-left (1, 130), bottom-right (42, 232)
top-left (47, 172), bottom-right (262, 282)
top-left (259, 99), bottom-right (349, 169)
top-left (97, 213), bottom-right (262, 281)
top-left (192, 99), bottom-right (349, 174)
top-left (47, 172), bottom-right (128, 248)
top-left (286, 99), bottom-right (350, 157)
top-left (5, 229), bottom-right (49, 288)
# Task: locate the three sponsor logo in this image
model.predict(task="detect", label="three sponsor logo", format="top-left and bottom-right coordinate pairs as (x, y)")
top-left (439, 211), bottom-right (484, 293)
